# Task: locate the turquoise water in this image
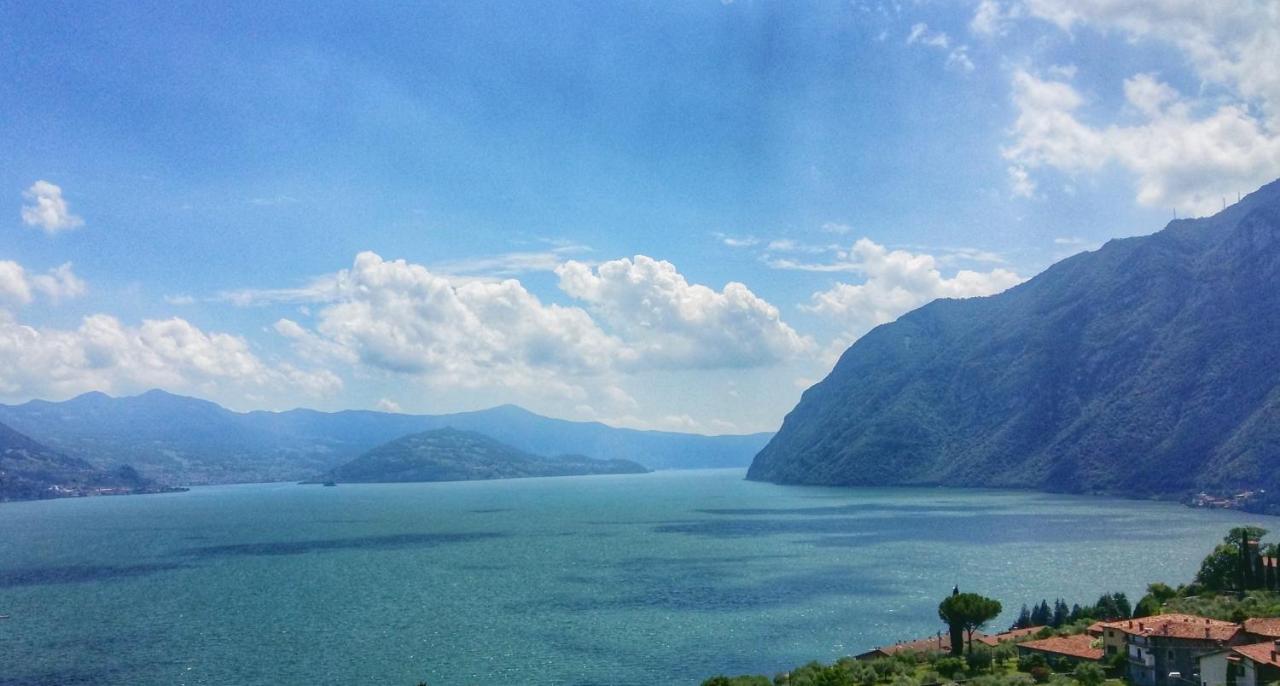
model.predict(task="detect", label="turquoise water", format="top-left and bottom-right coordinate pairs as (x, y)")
top-left (0, 469), bottom-right (1271, 686)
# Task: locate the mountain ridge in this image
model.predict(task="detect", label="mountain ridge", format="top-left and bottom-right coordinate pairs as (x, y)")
top-left (748, 178), bottom-right (1280, 500)
top-left (0, 391), bottom-right (771, 484)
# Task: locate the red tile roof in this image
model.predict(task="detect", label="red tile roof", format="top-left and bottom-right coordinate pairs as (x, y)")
top-left (858, 632), bottom-right (990, 658)
top-left (1095, 614), bottom-right (1240, 641)
top-left (1233, 641), bottom-right (1280, 668)
top-left (976, 626), bottom-right (1046, 646)
top-left (1245, 618), bottom-right (1280, 639)
top-left (1017, 634), bottom-right (1103, 661)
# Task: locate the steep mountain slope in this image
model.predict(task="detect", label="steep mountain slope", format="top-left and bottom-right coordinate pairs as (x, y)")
top-left (0, 392), bottom-right (771, 485)
top-left (320, 427), bottom-right (648, 483)
top-left (0, 420), bottom-right (172, 501)
top-left (749, 179), bottom-right (1280, 498)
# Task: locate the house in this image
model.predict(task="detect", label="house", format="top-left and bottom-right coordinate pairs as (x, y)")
top-left (1103, 615), bottom-right (1243, 686)
top-left (1016, 634), bottom-right (1103, 665)
top-left (1199, 641), bottom-right (1280, 686)
top-left (1090, 620), bottom-right (1130, 657)
top-left (1243, 618), bottom-right (1280, 642)
top-left (855, 632), bottom-right (972, 660)
top-left (976, 626), bottom-right (1046, 648)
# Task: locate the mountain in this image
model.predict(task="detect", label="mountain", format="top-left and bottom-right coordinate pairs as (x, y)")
top-left (0, 391), bottom-right (771, 485)
top-left (749, 179), bottom-right (1280, 500)
top-left (319, 427), bottom-right (648, 483)
top-left (0, 420), bottom-right (177, 502)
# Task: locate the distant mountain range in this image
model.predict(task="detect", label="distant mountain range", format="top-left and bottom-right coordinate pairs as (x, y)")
top-left (319, 427), bottom-right (649, 483)
top-left (0, 390), bottom-right (771, 485)
top-left (749, 178), bottom-right (1280, 500)
top-left (0, 420), bottom-right (179, 502)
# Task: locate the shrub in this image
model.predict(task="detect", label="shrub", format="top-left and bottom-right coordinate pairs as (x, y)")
top-left (966, 648), bottom-right (994, 672)
top-left (1073, 662), bottom-right (1105, 686)
top-left (935, 657), bottom-right (966, 679)
top-left (1029, 665), bottom-right (1052, 684)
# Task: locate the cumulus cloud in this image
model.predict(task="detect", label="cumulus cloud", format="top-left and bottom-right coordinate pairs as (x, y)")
top-left (804, 238), bottom-right (1023, 339)
top-left (1022, 1), bottom-right (1280, 124)
top-left (1004, 68), bottom-right (1280, 214)
top-left (994, 2), bottom-right (1280, 213)
top-left (265, 251), bottom-right (810, 416)
top-left (0, 260), bottom-right (86, 307)
top-left (0, 311), bottom-right (340, 401)
top-left (21, 180), bottom-right (84, 234)
top-left (375, 398), bottom-right (402, 413)
top-left (556, 255), bottom-right (813, 369)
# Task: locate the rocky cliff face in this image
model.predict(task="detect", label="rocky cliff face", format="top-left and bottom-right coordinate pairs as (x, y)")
top-left (749, 179), bottom-right (1280, 498)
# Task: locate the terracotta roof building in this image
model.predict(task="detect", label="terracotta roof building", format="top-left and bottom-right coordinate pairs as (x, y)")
top-left (1243, 618), bottom-right (1280, 641)
top-left (1199, 640), bottom-right (1280, 686)
top-left (1108, 615), bottom-right (1245, 686)
top-left (855, 633), bottom-right (981, 660)
top-left (1016, 634), bottom-right (1103, 663)
top-left (976, 626), bottom-right (1046, 647)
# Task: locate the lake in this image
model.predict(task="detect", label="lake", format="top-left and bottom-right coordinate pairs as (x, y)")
top-left (0, 469), bottom-right (1271, 686)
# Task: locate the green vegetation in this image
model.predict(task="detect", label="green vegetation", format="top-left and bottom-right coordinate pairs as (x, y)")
top-left (939, 592), bottom-right (1002, 654)
top-left (747, 183), bottom-right (1280, 504)
top-left (319, 427), bottom-right (649, 483)
top-left (702, 526), bottom-right (1280, 686)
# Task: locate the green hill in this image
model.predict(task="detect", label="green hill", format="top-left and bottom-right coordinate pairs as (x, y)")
top-left (320, 427), bottom-right (650, 483)
top-left (749, 179), bottom-right (1280, 500)
top-left (0, 420), bottom-right (177, 502)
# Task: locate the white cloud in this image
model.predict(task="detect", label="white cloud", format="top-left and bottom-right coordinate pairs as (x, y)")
top-left (907, 23), bottom-right (950, 48)
top-left (1022, 1), bottom-right (1280, 125)
top-left (821, 222), bottom-right (853, 235)
top-left (20, 180), bottom-right (84, 234)
top-left (0, 311), bottom-right (340, 401)
top-left (970, 0), bottom-right (1020, 37)
top-left (907, 22), bottom-right (974, 74)
top-left (30, 263), bottom-right (87, 302)
top-left (0, 260), bottom-right (86, 307)
top-left (556, 255), bottom-right (813, 369)
top-left (164, 294), bottom-right (196, 305)
top-left (375, 398), bottom-right (402, 413)
top-left (804, 238), bottom-right (1023, 339)
top-left (1009, 164), bottom-right (1036, 197)
top-left (1004, 68), bottom-right (1280, 214)
top-left (713, 232), bottom-right (760, 248)
top-left (0, 262), bottom-right (32, 306)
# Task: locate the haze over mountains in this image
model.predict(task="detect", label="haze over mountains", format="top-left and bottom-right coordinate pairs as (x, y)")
top-left (0, 420), bottom-right (175, 501)
top-left (749, 179), bottom-right (1280, 500)
top-left (0, 390), bottom-right (771, 485)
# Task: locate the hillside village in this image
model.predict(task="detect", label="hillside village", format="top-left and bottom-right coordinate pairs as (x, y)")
top-left (705, 528), bottom-right (1280, 686)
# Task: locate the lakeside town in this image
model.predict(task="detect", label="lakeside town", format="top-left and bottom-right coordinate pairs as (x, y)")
top-left (703, 528), bottom-right (1280, 686)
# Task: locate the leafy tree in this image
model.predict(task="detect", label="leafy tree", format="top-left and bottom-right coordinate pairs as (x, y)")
top-left (939, 592), bottom-right (1003, 654)
top-left (935, 657), bottom-right (966, 679)
top-left (1198, 543), bottom-right (1245, 591)
top-left (1132, 594), bottom-right (1161, 618)
top-left (1073, 662), bottom-right (1105, 686)
top-left (966, 648), bottom-right (994, 672)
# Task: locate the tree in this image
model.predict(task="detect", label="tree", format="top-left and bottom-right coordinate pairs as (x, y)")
top-left (1012, 604), bottom-right (1033, 630)
top-left (1073, 663), bottom-right (1105, 686)
top-left (1030, 600), bottom-right (1051, 627)
top-left (939, 592), bottom-right (1003, 654)
top-left (1051, 599), bottom-right (1069, 628)
top-left (1197, 543), bottom-right (1242, 591)
top-left (1227, 526), bottom-right (1268, 591)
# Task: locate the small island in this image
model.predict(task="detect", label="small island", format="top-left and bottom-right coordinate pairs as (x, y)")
top-left (312, 427), bottom-right (650, 484)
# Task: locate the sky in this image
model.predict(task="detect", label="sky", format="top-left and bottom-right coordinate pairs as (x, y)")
top-left (2, 1), bottom-right (1278, 434)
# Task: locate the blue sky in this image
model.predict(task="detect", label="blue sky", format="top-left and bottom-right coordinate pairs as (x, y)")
top-left (2, 1), bottom-right (1278, 433)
